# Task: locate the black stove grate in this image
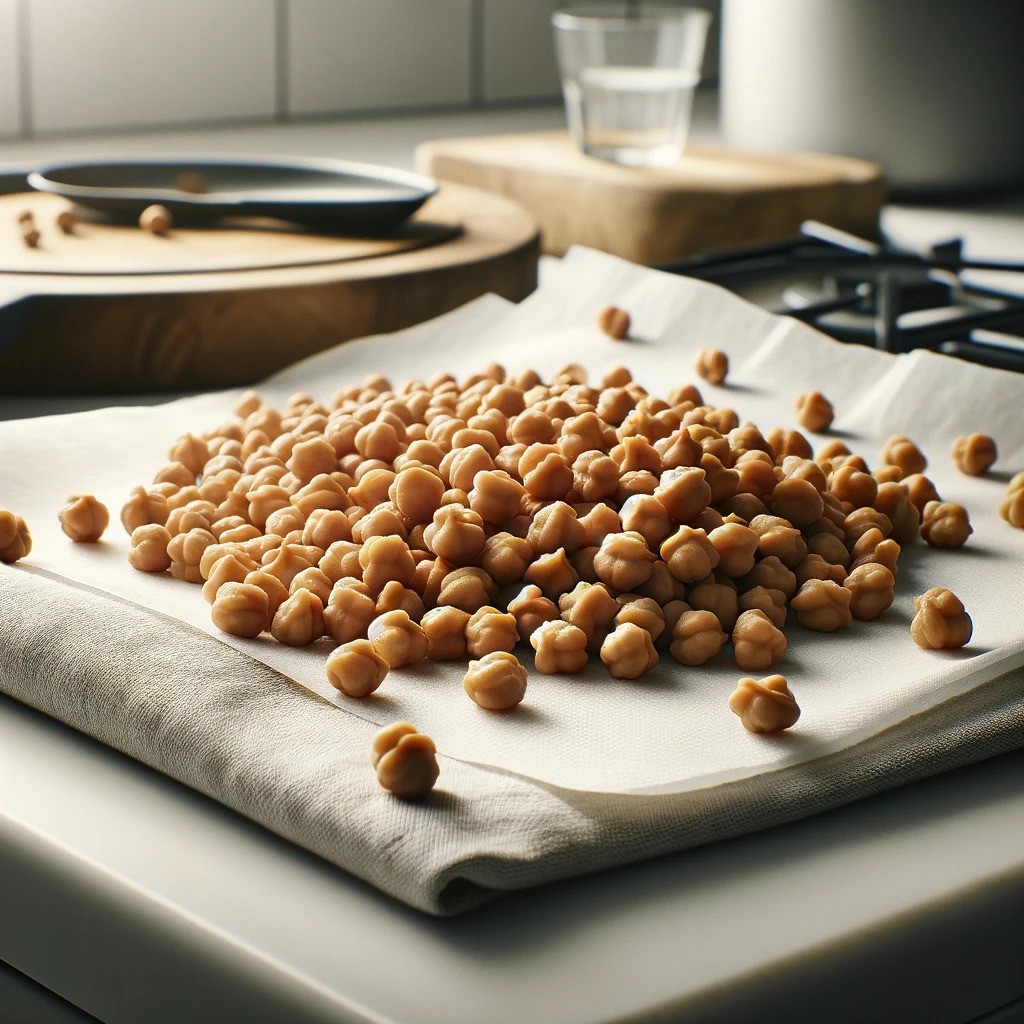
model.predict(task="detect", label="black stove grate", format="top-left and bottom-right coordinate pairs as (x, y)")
top-left (660, 222), bottom-right (1024, 373)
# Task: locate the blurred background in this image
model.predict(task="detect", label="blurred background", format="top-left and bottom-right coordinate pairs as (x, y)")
top-left (0, 0), bottom-right (720, 139)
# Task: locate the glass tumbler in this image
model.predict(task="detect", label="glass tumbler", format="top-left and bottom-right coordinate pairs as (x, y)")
top-left (552, 2), bottom-right (712, 167)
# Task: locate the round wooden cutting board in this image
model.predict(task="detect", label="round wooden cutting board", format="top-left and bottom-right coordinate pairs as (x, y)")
top-left (0, 183), bottom-right (539, 394)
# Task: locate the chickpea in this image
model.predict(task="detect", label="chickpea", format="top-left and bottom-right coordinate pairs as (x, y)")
top-left (291, 566), bottom-right (334, 605)
top-left (437, 566), bottom-right (497, 612)
top-left (211, 582), bottom-right (270, 638)
top-left (530, 619), bottom-right (589, 674)
top-left (613, 595), bottom-right (666, 642)
top-left (901, 473), bottom-right (941, 516)
top-left (1000, 473), bottom-right (1024, 528)
top-left (951, 433), bottom-right (997, 476)
top-left (121, 486), bottom-right (170, 535)
top-left (738, 586), bottom-right (787, 630)
top-left (572, 450), bottom-right (620, 503)
top-left (600, 622), bottom-right (659, 679)
top-left (617, 494), bottom-right (671, 550)
top-left (478, 533), bottom-right (534, 587)
top-left (527, 501), bottom-right (585, 556)
top-left (467, 470), bottom-right (525, 526)
top-left (326, 639), bottom-right (390, 698)
top-left (728, 675), bottom-right (800, 734)
top-left (558, 581), bottom-right (619, 651)
top-left (790, 579), bottom-right (852, 632)
top-left (367, 610), bottom-right (429, 668)
top-left (611, 436), bottom-right (661, 474)
top-left (358, 534), bottom-right (416, 595)
top-left (0, 510), bottom-right (32, 563)
top-left (910, 587), bottom-right (973, 651)
top-left (592, 531), bottom-right (655, 592)
top-left (323, 579), bottom-right (378, 644)
top-left (463, 651), bottom-right (529, 710)
top-left (880, 435), bottom-right (927, 478)
top-left (319, 540), bottom-right (363, 584)
top-left (56, 493), bottom-right (109, 543)
top-left (520, 448), bottom-right (574, 502)
top-left (843, 562), bottom-right (895, 621)
top-left (654, 467), bottom-right (712, 525)
top-left (506, 584), bottom-right (560, 642)
top-left (597, 305), bottom-right (631, 340)
top-left (731, 609), bottom-right (788, 671)
top-left (244, 569), bottom-right (290, 618)
top-left (660, 525), bottom-right (719, 583)
top-left (465, 606), bottom-right (519, 657)
top-left (202, 552), bottom-right (255, 604)
top-left (794, 391), bottom-right (834, 433)
top-left (522, 548), bottom-right (579, 601)
top-left (748, 514), bottom-right (807, 568)
top-left (578, 503), bottom-right (622, 548)
top-left (707, 522), bottom-right (759, 578)
top-left (166, 527), bottom-right (216, 583)
top-left (270, 589), bottom-right (325, 646)
top-left (286, 437), bottom-right (338, 484)
top-left (920, 500), bottom-right (972, 549)
top-left (873, 481), bottom-right (920, 546)
top-left (669, 610), bottom-right (728, 666)
top-left (264, 504), bottom-right (306, 538)
top-left (140, 204), bottom-right (172, 235)
top-left (420, 606), bottom-right (471, 660)
top-left (767, 478), bottom-right (823, 528)
top-left (694, 348), bottom-right (729, 386)
top-left (263, 542), bottom-right (320, 588)
top-left (423, 504), bottom-right (486, 566)
top-left (371, 722), bottom-right (439, 799)
top-left (301, 509), bottom-right (352, 549)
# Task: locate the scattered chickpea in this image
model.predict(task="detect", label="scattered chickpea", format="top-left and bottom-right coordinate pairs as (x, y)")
top-left (1000, 473), bottom-right (1024, 528)
top-left (211, 582), bottom-right (270, 638)
top-left (910, 587), bottom-right (972, 651)
top-left (371, 723), bottom-right (440, 799)
top-left (694, 348), bottom-right (729, 386)
top-left (465, 606), bottom-right (519, 657)
top-left (597, 305), bottom-right (631, 340)
top-left (920, 500), bottom-right (972, 549)
top-left (794, 391), bottom-right (834, 433)
top-left (140, 204), bottom-right (172, 236)
top-left (669, 610), bottom-right (728, 666)
top-left (368, 609), bottom-right (429, 668)
top-left (530, 619), bottom-right (589, 674)
top-left (271, 589), bottom-right (325, 646)
top-left (880, 435), bottom-right (927, 478)
top-left (421, 606), bottom-right (471, 661)
top-left (56, 209), bottom-right (78, 234)
top-left (463, 651), bottom-right (528, 709)
top-left (728, 675), bottom-right (800, 734)
top-left (951, 433), bottom-right (997, 476)
top-left (790, 579), bottom-right (853, 632)
top-left (0, 509), bottom-right (32, 563)
top-left (58, 494), bottom-right (109, 543)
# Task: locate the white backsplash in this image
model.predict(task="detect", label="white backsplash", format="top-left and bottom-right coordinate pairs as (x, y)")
top-left (0, 0), bottom-right (720, 139)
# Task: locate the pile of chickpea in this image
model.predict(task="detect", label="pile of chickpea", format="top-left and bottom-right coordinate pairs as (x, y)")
top-left (3, 309), bottom-right (1018, 799)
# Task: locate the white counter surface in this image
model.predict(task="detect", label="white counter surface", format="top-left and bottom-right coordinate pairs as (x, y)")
top-left (2, 101), bottom-right (1024, 1023)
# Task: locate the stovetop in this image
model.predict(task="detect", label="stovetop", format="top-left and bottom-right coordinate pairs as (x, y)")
top-left (661, 221), bottom-right (1024, 373)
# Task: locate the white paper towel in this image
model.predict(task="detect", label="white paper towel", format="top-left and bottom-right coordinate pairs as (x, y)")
top-left (2, 248), bottom-right (1022, 793)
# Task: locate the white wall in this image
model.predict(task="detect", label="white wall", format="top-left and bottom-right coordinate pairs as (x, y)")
top-left (0, 0), bottom-right (720, 138)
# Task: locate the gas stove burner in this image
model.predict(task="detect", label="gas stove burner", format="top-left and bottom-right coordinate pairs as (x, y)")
top-left (661, 221), bottom-right (1024, 373)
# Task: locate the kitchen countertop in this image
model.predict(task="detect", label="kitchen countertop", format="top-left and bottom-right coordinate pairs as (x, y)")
top-left (2, 100), bottom-right (1024, 1023)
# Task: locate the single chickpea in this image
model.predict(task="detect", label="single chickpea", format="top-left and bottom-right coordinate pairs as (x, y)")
top-left (318, 540), bottom-right (363, 584)
top-left (522, 548), bottom-right (579, 601)
top-left (263, 542), bottom-right (320, 588)
top-left (613, 595), bottom-right (666, 642)
top-left (558, 581), bottom-right (619, 651)
top-left (211, 582), bottom-right (270, 638)
top-left (291, 566), bottom-right (334, 605)
top-left (743, 555), bottom-right (798, 598)
top-left (767, 478), bottom-right (824, 528)
top-left (618, 494), bottom-right (672, 550)
top-left (951, 433), bottom-right (997, 476)
top-left (920, 500), bottom-right (972, 549)
top-left (270, 589), bottom-right (325, 646)
top-left (58, 494), bottom-right (109, 543)
top-left (371, 722), bottom-right (439, 799)
top-left (389, 465), bottom-right (446, 525)
top-left (520, 448), bottom-right (574, 502)
top-left (597, 305), bottom-right (631, 340)
top-left (694, 348), bottom-right (729, 386)
top-left (748, 514), bottom-right (807, 568)
top-left (125, 523), bottom-right (171, 572)
top-left (873, 481), bottom-right (920, 546)
top-left (1000, 473), bottom-right (1024, 528)
top-left (688, 579), bottom-right (740, 632)
top-left (325, 639), bottom-right (390, 698)
top-left (478, 532), bottom-right (534, 587)
top-left (843, 562), bottom-right (895, 621)
top-left (367, 610), bottom-right (429, 668)
top-left (911, 587), bottom-right (973, 650)
top-left (323, 579), bottom-right (378, 644)
top-left (600, 622), bottom-right (659, 679)
top-left (301, 509), bottom-right (352, 549)
top-left (463, 651), bottom-right (529, 710)
top-left (420, 606), bottom-right (471, 660)
top-left (669, 610), bottom-right (728, 666)
top-left (202, 552), bottom-right (254, 603)
top-left (654, 467), bottom-right (712, 525)
top-left (731, 609), bottom-right (788, 671)
top-left (572, 450), bottom-right (621, 503)
top-left (790, 579), bottom-right (853, 631)
top-left (530, 619), bottom-right (589, 674)
top-left (0, 510), bottom-right (32, 563)
top-left (738, 586), bottom-right (788, 630)
top-left (525, 502), bottom-right (583, 557)
top-left (507, 584), bottom-right (561, 642)
top-left (880, 435), bottom-right (927, 478)
top-left (436, 566), bottom-right (497, 612)
top-left (166, 527), bottom-right (216, 583)
top-left (659, 525), bottom-right (719, 584)
top-left (728, 675), bottom-right (800, 734)
top-left (358, 534), bottom-right (416, 594)
top-left (578, 503), bottom-right (622, 548)
top-left (707, 522), bottom-right (760, 578)
top-left (140, 204), bottom-right (172, 235)
top-left (121, 486), bottom-right (170, 535)
top-left (794, 391), bottom-right (835, 433)
top-left (423, 504), bottom-right (487, 566)
top-left (592, 531), bottom-right (656, 592)
top-left (465, 606), bottom-right (519, 657)
top-left (244, 569), bottom-right (289, 618)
